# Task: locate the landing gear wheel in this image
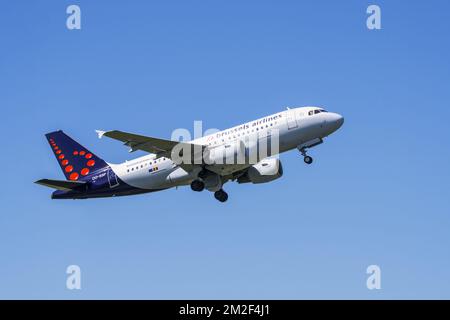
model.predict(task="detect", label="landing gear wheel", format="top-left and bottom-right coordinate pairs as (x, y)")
top-left (304, 156), bottom-right (313, 164)
top-left (214, 189), bottom-right (228, 202)
top-left (190, 180), bottom-right (205, 192)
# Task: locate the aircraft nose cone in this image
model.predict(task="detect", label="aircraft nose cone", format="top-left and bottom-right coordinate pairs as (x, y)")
top-left (327, 113), bottom-right (344, 133)
top-left (335, 114), bottom-right (344, 129)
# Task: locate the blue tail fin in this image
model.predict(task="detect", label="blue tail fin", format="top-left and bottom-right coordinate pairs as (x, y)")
top-left (45, 130), bottom-right (108, 181)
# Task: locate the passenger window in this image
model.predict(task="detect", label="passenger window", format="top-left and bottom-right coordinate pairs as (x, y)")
top-left (308, 111), bottom-right (314, 116)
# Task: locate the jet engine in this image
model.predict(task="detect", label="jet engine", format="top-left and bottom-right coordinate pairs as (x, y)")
top-left (237, 158), bottom-right (283, 184)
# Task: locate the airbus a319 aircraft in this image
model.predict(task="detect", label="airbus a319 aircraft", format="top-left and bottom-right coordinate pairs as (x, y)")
top-left (36, 106), bottom-right (344, 202)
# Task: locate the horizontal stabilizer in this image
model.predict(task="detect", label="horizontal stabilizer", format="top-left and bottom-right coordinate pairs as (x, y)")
top-left (35, 179), bottom-right (87, 191)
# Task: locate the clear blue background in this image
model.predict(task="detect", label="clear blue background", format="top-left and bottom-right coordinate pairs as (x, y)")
top-left (1, 0), bottom-right (449, 299)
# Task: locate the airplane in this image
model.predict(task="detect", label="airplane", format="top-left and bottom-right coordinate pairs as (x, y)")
top-left (35, 106), bottom-right (344, 202)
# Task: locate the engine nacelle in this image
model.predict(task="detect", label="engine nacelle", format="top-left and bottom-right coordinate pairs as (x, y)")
top-left (238, 158), bottom-right (283, 184)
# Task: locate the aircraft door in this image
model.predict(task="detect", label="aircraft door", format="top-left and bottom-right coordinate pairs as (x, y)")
top-left (286, 109), bottom-right (298, 130)
top-left (107, 168), bottom-right (119, 188)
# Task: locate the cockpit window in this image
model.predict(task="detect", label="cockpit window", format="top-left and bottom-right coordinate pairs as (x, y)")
top-left (309, 109), bottom-right (327, 115)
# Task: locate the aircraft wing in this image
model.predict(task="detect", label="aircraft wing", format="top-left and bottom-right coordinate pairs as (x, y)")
top-left (96, 130), bottom-right (251, 175)
top-left (96, 130), bottom-right (204, 168)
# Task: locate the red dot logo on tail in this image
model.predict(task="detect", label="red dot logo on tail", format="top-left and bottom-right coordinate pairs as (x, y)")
top-left (81, 168), bottom-right (89, 176)
top-left (69, 172), bottom-right (79, 180)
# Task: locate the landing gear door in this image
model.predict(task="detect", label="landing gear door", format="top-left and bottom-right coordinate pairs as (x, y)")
top-left (107, 168), bottom-right (119, 188)
top-left (286, 109), bottom-right (298, 130)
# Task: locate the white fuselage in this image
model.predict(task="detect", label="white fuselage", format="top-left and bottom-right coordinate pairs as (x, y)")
top-left (108, 106), bottom-right (344, 190)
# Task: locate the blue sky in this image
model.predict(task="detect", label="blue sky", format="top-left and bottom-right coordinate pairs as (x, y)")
top-left (1, 0), bottom-right (450, 299)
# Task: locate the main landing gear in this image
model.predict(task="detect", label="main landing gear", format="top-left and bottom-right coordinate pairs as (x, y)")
top-left (190, 179), bottom-right (229, 202)
top-left (198, 169), bottom-right (208, 180)
top-left (214, 189), bottom-right (228, 203)
top-left (190, 180), bottom-right (205, 192)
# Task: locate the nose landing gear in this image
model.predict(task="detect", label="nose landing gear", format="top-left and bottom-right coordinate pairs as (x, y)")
top-left (303, 155), bottom-right (313, 164)
top-left (299, 147), bottom-right (313, 165)
top-left (297, 138), bottom-right (322, 165)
